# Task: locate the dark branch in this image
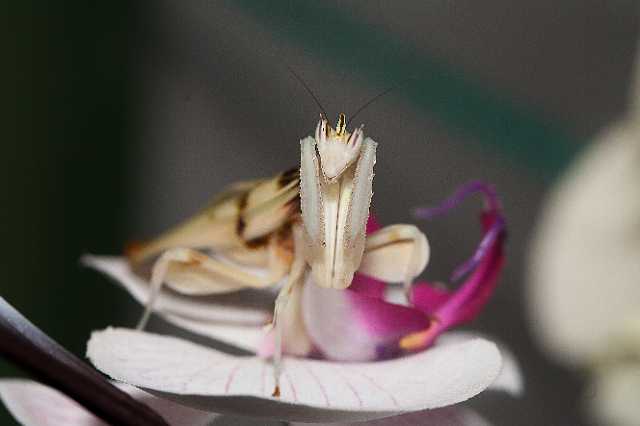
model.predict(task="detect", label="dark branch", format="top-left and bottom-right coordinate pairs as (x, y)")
top-left (0, 297), bottom-right (169, 426)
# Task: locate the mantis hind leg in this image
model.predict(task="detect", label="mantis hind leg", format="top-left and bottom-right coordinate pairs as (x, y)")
top-left (136, 244), bottom-right (289, 330)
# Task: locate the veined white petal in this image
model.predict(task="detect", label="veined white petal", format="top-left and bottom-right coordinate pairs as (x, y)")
top-left (82, 255), bottom-right (270, 325)
top-left (87, 327), bottom-right (502, 423)
top-left (438, 332), bottom-right (524, 396)
top-left (0, 379), bottom-right (216, 426)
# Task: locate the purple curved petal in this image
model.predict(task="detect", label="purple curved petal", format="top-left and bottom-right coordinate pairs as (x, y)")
top-left (413, 213), bottom-right (505, 327)
top-left (404, 182), bottom-right (507, 349)
top-left (414, 180), bottom-right (500, 220)
top-left (415, 181), bottom-right (502, 282)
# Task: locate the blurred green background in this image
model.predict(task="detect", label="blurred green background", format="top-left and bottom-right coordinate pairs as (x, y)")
top-left (2, 2), bottom-right (136, 424)
top-left (2, 1), bottom-right (638, 425)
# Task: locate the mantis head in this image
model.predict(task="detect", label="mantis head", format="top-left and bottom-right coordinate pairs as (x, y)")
top-left (315, 114), bottom-right (365, 182)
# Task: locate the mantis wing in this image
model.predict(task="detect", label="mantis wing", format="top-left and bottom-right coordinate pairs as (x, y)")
top-left (127, 168), bottom-right (300, 267)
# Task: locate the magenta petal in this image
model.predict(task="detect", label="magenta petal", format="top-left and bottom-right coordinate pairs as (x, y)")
top-left (348, 273), bottom-right (387, 299)
top-left (432, 212), bottom-right (504, 329)
top-left (366, 213), bottom-right (382, 234)
top-left (302, 282), bottom-right (430, 361)
top-left (350, 291), bottom-right (431, 338)
top-left (349, 214), bottom-right (388, 300)
top-left (410, 281), bottom-right (453, 313)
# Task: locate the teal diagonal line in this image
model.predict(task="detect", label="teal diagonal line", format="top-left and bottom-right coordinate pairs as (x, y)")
top-left (234, 1), bottom-right (579, 178)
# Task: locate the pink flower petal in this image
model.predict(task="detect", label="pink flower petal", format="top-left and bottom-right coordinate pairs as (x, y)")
top-left (408, 281), bottom-right (451, 312)
top-left (366, 214), bottom-right (382, 234)
top-left (348, 273), bottom-right (387, 299)
top-left (302, 281), bottom-right (429, 361)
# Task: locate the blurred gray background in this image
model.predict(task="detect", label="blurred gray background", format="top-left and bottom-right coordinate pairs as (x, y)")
top-left (2, 1), bottom-right (639, 425)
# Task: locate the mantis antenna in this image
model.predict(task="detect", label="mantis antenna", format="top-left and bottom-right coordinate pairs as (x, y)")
top-left (347, 85), bottom-right (398, 127)
top-left (286, 65), bottom-right (329, 119)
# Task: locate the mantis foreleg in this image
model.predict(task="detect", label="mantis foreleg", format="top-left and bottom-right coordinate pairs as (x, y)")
top-left (268, 225), bottom-right (306, 397)
top-left (359, 224), bottom-right (430, 293)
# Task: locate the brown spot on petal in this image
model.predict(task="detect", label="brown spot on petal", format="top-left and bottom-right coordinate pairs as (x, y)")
top-left (272, 385), bottom-right (281, 398)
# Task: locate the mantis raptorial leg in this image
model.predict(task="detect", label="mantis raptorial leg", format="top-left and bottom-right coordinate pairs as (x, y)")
top-left (359, 224), bottom-right (430, 294)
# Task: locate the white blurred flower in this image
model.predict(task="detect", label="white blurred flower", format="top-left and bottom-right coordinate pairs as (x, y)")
top-left (528, 44), bottom-right (640, 426)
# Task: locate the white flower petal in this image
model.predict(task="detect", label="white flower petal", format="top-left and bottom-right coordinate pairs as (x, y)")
top-left (87, 327), bottom-right (502, 423)
top-left (290, 406), bottom-right (492, 426)
top-left (438, 332), bottom-right (523, 396)
top-left (527, 126), bottom-right (640, 364)
top-left (82, 255), bottom-right (270, 325)
top-left (0, 379), bottom-right (216, 426)
top-left (0, 379), bottom-right (107, 426)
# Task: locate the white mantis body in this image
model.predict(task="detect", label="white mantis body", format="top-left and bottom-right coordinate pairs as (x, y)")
top-left (127, 114), bottom-right (430, 396)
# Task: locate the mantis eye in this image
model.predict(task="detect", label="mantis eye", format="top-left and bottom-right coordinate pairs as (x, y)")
top-left (315, 115), bottom-right (363, 182)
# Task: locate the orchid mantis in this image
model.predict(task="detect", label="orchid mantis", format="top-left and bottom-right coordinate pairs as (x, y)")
top-left (126, 114), bottom-right (430, 395)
